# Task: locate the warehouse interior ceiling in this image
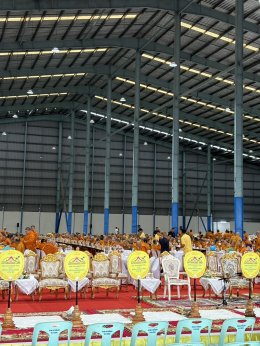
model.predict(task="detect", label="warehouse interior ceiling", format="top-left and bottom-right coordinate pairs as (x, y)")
top-left (0, 0), bottom-right (259, 163)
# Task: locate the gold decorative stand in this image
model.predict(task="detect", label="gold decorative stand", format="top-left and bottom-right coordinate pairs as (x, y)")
top-left (132, 279), bottom-right (145, 324)
top-left (188, 279), bottom-right (201, 318)
top-left (245, 280), bottom-right (255, 318)
top-left (132, 303), bottom-right (145, 324)
top-left (2, 307), bottom-right (15, 329)
top-left (71, 304), bottom-right (84, 327)
top-left (188, 301), bottom-right (201, 318)
top-left (2, 282), bottom-right (15, 329)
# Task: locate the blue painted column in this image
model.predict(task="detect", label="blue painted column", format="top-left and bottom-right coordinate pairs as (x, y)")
top-left (171, 9), bottom-right (181, 236)
top-left (234, 0), bottom-right (244, 238)
top-left (104, 77), bottom-right (112, 235)
top-left (20, 121), bottom-right (28, 235)
top-left (83, 96), bottom-right (91, 235)
top-left (132, 50), bottom-right (141, 233)
top-left (207, 146), bottom-right (212, 231)
top-left (67, 111), bottom-right (75, 234)
top-left (55, 122), bottom-right (63, 233)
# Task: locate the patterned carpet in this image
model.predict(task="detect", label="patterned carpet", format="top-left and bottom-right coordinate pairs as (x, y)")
top-left (141, 294), bottom-right (260, 310)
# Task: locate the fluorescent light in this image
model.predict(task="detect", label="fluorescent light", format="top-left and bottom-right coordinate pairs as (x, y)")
top-left (225, 107), bottom-right (231, 112)
top-left (27, 89), bottom-right (34, 95)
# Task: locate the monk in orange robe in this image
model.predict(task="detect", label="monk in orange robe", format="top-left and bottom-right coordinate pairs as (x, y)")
top-left (23, 227), bottom-right (38, 252)
top-left (40, 242), bottom-right (58, 255)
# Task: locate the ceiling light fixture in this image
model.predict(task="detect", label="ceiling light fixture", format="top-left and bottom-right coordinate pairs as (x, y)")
top-left (2, 131), bottom-right (7, 136)
top-left (52, 146), bottom-right (56, 150)
top-left (225, 107), bottom-right (231, 112)
top-left (51, 47), bottom-right (60, 54)
top-left (249, 149), bottom-right (253, 153)
top-left (144, 141), bottom-right (148, 146)
top-left (27, 89), bottom-right (34, 95)
top-left (213, 157), bottom-right (216, 161)
top-left (169, 61), bottom-right (177, 68)
top-left (167, 156), bottom-right (171, 160)
top-left (67, 135), bottom-right (72, 140)
top-left (198, 146), bottom-right (202, 150)
top-left (119, 153), bottom-right (123, 157)
top-left (120, 97), bottom-right (126, 102)
top-left (90, 119), bottom-right (95, 124)
top-left (12, 114), bottom-right (18, 118)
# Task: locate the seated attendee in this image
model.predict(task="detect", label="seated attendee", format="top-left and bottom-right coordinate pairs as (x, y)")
top-left (138, 228), bottom-right (146, 239)
top-left (168, 228), bottom-right (175, 238)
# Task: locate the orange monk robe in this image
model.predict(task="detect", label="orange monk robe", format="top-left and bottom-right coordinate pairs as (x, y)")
top-left (23, 230), bottom-right (38, 252)
top-left (4, 238), bottom-right (11, 245)
top-left (255, 236), bottom-right (260, 251)
top-left (141, 241), bottom-right (150, 253)
top-left (41, 242), bottom-right (58, 255)
top-left (15, 241), bottom-right (25, 253)
top-left (244, 232), bottom-right (250, 246)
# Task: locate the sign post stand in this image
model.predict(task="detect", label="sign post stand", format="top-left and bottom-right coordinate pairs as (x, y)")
top-left (127, 251), bottom-right (150, 324)
top-left (184, 250), bottom-right (207, 319)
top-left (0, 250), bottom-right (24, 329)
top-left (241, 252), bottom-right (260, 318)
top-left (64, 251), bottom-right (90, 328)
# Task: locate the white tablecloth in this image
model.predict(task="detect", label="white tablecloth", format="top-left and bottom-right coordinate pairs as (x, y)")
top-left (133, 278), bottom-right (161, 294)
top-left (123, 255), bottom-right (161, 283)
top-left (14, 276), bottom-right (39, 295)
top-left (200, 277), bottom-right (229, 296)
top-left (68, 278), bottom-right (89, 292)
top-left (13, 315), bottom-right (64, 329)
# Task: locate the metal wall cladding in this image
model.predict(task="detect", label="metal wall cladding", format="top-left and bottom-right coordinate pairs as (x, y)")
top-left (0, 120), bottom-right (260, 221)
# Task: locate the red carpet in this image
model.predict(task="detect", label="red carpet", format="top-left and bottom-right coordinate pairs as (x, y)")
top-left (1, 283), bottom-right (259, 315)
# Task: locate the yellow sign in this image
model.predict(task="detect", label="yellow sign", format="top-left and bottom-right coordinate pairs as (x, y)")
top-left (127, 251), bottom-right (150, 280)
top-left (184, 250), bottom-right (206, 278)
top-left (64, 251), bottom-right (90, 281)
top-left (241, 252), bottom-right (260, 279)
top-left (0, 250), bottom-right (24, 281)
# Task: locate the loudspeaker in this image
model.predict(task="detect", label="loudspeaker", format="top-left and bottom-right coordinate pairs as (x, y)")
top-left (16, 223), bottom-right (19, 228)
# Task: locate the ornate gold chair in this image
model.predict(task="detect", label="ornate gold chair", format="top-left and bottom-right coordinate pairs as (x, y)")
top-left (38, 254), bottom-right (69, 301)
top-left (221, 253), bottom-right (248, 298)
top-left (91, 253), bottom-right (120, 299)
top-left (108, 250), bottom-right (128, 290)
top-left (24, 250), bottom-right (38, 276)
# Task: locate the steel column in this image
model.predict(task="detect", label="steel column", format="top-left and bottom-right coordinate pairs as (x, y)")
top-left (83, 96), bottom-right (91, 235)
top-left (131, 50), bottom-right (141, 234)
top-left (20, 121), bottom-right (28, 234)
top-left (171, 8), bottom-right (181, 236)
top-left (207, 146), bottom-right (212, 231)
top-left (104, 77), bottom-right (112, 235)
top-left (122, 135), bottom-right (126, 234)
top-left (234, 0), bottom-right (244, 238)
top-left (55, 122), bottom-right (63, 233)
top-left (182, 150), bottom-right (186, 230)
top-left (153, 143), bottom-right (157, 231)
top-left (89, 127), bottom-right (95, 235)
top-left (67, 111), bottom-right (75, 234)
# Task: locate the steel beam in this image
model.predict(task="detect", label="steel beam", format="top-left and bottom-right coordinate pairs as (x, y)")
top-left (171, 8), bottom-right (181, 236)
top-left (153, 143), bottom-right (157, 232)
top-left (104, 77), bottom-right (112, 235)
top-left (55, 122), bottom-right (63, 233)
top-left (67, 110), bottom-right (75, 234)
top-left (234, 0), bottom-right (244, 238)
top-left (0, 1), bottom-right (258, 34)
top-left (83, 96), bottom-right (91, 235)
top-left (132, 50), bottom-right (141, 234)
